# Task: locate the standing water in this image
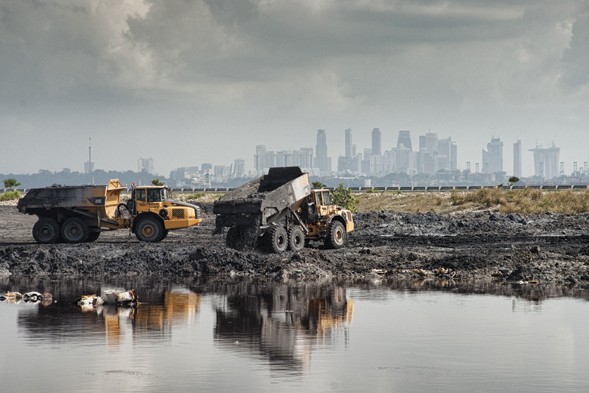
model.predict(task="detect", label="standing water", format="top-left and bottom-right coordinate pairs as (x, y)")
top-left (1, 277), bottom-right (588, 393)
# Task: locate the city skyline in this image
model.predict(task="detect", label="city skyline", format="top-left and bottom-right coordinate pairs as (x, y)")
top-left (1, 2), bottom-right (588, 177)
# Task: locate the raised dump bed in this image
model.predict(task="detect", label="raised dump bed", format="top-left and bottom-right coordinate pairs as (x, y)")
top-left (213, 166), bottom-right (354, 253)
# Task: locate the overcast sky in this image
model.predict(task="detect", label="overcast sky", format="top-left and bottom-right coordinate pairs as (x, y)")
top-left (1, 0), bottom-right (588, 177)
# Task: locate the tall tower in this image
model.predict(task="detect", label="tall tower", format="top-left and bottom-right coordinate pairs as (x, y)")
top-left (84, 137), bottom-right (94, 174)
top-left (513, 140), bottom-right (522, 177)
top-left (397, 130), bottom-right (412, 150)
top-left (371, 128), bottom-right (381, 156)
top-left (345, 128), bottom-right (353, 159)
top-left (315, 129), bottom-right (330, 175)
top-left (482, 137), bottom-right (503, 173)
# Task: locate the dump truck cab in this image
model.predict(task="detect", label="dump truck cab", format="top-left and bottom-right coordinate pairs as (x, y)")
top-left (126, 185), bottom-right (202, 242)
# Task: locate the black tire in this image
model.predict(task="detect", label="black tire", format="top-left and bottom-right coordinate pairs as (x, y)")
top-left (265, 225), bottom-right (288, 254)
top-left (288, 226), bottom-right (305, 251)
top-left (86, 231), bottom-right (101, 242)
top-left (135, 216), bottom-right (164, 242)
top-left (32, 217), bottom-right (61, 244)
top-left (325, 220), bottom-right (346, 249)
top-left (160, 229), bottom-right (169, 240)
top-left (61, 217), bottom-right (89, 243)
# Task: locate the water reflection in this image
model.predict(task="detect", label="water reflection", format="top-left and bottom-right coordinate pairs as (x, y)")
top-left (213, 283), bottom-right (354, 372)
top-left (2, 276), bottom-right (589, 393)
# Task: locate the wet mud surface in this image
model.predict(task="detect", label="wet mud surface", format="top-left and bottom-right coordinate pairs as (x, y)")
top-left (1, 205), bottom-right (589, 288)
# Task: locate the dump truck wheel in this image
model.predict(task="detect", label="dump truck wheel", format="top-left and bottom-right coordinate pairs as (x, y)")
top-left (325, 220), bottom-right (346, 249)
top-left (266, 225), bottom-right (288, 253)
top-left (61, 217), bottom-right (89, 243)
top-left (32, 217), bottom-right (61, 244)
top-left (135, 216), bottom-right (164, 242)
top-left (86, 231), bottom-right (101, 242)
top-left (161, 229), bottom-right (169, 240)
top-left (288, 226), bottom-right (305, 251)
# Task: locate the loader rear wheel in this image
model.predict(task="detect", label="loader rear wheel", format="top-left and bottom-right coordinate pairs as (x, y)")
top-left (325, 221), bottom-right (346, 249)
top-left (288, 226), bottom-right (305, 251)
top-left (61, 217), bottom-right (89, 243)
top-left (266, 225), bottom-right (288, 254)
top-left (32, 217), bottom-right (61, 244)
top-left (135, 216), bottom-right (164, 242)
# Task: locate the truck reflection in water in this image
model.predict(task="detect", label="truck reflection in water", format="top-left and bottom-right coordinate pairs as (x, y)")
top-left (16, 288), bottom-right (202, 347)
top-left (213, 284), bottom-right (354, 371)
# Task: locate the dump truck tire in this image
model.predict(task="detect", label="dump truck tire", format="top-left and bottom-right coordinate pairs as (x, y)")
top-left (288, 226), bottom-right (305, 251)
top-left (86, 231), bottom-right (101, 242)
top-left (32, 217), bottom-right (61, 244)
top-left (266, 225), bottom-right (288, 253)
top-left (61, 217), bottom-right (89, 243)
top-left (135, 216), bottom-right (164, 242)
top-left (325, 220), bottom-right (346, 249)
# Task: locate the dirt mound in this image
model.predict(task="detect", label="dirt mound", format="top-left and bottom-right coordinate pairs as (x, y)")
top-left (1, 206), bottom-right (589, 288)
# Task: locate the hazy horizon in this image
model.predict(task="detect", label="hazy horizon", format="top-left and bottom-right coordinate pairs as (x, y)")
top-left (1, 1), bottom-right (588, 177)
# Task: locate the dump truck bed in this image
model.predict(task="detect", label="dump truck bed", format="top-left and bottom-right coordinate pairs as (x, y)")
top-left (214, 167), bottom-right (310, 215)
top-left (17, 180), bottom-right (125, 219)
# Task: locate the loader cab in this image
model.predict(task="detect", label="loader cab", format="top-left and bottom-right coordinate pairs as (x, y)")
top-left (132, 186), bottom-right (167, 203)
top-left (309, 189), bottom-right (333, 217)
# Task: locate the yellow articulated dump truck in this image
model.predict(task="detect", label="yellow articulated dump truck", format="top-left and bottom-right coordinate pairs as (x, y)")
top-left (17, 179), bottom-right (202, 244)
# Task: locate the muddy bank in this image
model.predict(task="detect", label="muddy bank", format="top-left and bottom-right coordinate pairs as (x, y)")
top-left (1, 205), bottom-right (589, 288)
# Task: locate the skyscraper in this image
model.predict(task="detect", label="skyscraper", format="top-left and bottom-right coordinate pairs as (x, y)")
top-left (315, 129), bottom-right (331, 175)
top-left (482, 137), bottom-right (503, 173)
top-left (371, 128), bottom-right (381, 156)
top-left (397, 130), bottom-right (412, 150)
top-left (513, 140), bottom-right (522, 177)
top-left (345, 128), bottom-right (353, 159)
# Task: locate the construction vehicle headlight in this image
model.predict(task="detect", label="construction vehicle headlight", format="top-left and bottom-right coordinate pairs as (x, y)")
top-left (159, 209), bottom-right (168, 218)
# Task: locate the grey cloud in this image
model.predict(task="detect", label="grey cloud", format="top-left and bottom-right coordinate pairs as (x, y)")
top-left (560, 10), bottom-right (589, 91)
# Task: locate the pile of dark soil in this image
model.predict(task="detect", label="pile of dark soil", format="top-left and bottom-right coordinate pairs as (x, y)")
top-left (1, 206), bottom-right (589, 288)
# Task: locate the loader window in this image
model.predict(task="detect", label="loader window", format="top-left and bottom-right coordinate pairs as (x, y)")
top-left (134, 188), bottom-right (146, 202)
top-left (322, 191), bottom-right (331, 205)
top-left (148, 188), bottom-right (163, 202)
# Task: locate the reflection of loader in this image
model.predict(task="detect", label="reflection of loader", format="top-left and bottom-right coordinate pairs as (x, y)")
top-left (17, 180), bottom-right (201, 243)
top-left (213, 167), bottom-right (354, 253)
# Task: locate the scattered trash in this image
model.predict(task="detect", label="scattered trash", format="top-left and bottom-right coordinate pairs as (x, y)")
top-left (0, 291), bottom-right (53, 305)
top-left (74, 289), bottom-right (138, 309)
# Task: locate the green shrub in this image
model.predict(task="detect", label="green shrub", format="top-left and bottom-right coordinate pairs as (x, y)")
top-left (331, 183), bottom-right (357, 212)
top-left (0, 191), bottom-right (20, 201)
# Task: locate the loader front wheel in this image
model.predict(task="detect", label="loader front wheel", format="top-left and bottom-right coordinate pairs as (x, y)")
top-left (33, 217), bottom-right (61, 244)
top-left (86, 231), bottom-right (101, 242)
top-left (135, 216), bottom-right (164, 242)
top-left (266, 225), bottom-right (288, 254)
top-left (61, 217), bottom-right (89, 243)
top-left (288, 226), bottom-right (305, 251)
top-left (325, 220), bottom-right (346, 249)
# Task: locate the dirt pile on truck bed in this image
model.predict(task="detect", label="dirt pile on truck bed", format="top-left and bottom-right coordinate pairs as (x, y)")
top-left (1, 205), bottom-right (589, 287)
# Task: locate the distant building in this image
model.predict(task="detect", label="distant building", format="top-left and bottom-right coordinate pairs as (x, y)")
top-left (513, 140), bottom-right (522, 177)
top-left (138, 157), bottom-right (154, 174)
top-left (254, 145), bottom-right (276, 175)
top-left (232, 159), bottom-right (245, 179)
top-left (344, 128), bottom-right (353, 159)
top-left (482, 137), bottom-right (503, 174)
top-left (371, 128), bottom-right (381, 156)
top-left (530, 144), bottom-right (560, 179)
top-left (397, 130), bottom-right (412, 150)
top-left (315, 129), bottom-right (331, 175)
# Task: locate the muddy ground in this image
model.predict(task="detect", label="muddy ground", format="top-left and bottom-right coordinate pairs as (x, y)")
top-left (1, 203), bottom-right (589, 289)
